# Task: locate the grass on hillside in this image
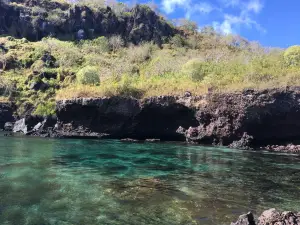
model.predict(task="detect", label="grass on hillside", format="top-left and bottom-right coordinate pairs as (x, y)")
top-left (1, 31), bottom-right (300, 115)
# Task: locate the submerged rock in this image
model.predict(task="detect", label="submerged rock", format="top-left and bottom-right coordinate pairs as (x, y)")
top-left (264, 144), bottom-right (300, 153)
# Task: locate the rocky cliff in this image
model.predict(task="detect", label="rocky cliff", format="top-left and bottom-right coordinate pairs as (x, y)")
top-left (0, 0), bottom-right (175, 44)
top-left (179, 87), bottom-right (300, 150)
top-left (55, 96), bottom-right (198, 140)
top-left (53, 87), bottom-right (300, 151)
top-left (6, 87), bottom-right (300, 152)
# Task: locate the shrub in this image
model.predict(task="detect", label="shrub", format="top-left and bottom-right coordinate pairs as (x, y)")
top-left (127, 42), bottom-right (154, 63)
top-left (76, 66), bottom-right (100, 85)
top-left (33, 101), bottom-right (56, 116)
top-left (108, 35), bottom-right (124, 52)
top-left (284, 45), bottom-right (300, 66)
top-left (92, 36), bottom-right (110, 53)
top-left (181, 59), bottom-right (211, 81)
top-left (170, 34), bottom-right (186, 48)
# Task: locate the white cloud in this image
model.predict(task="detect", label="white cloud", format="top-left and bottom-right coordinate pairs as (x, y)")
top-left (214, 0), bottom-right (265, 34)
top-left (185, 2), bottom-right (215, 19)
top-left (162, 0), bottom-right (187, 14)
top-left (214, 11), bottom-right (266, 34)
top-left (213, 20), bottom-right (233, 34)
top-left (220, 0), bottom-right (240, 7)
top-left (161, 0), bottom-right (265, 35)
top-left (245, 0), bottom-right (263, 13)
top-left (161, 0), bottom-right (216, 18)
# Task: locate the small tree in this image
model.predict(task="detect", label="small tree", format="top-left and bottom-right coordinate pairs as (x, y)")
top-left (284, 45), bottom-right (300, 66)
top-left (181, 59), bottom-right (211, 81)
top-left (176, 18), bottom-right (198, 34)
top-left (170, 34), bottom-right (186, 48)
top-left (108, 35), bottom-right (124, 52)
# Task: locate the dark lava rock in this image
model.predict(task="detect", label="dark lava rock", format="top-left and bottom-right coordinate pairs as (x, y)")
top-left (230, 212), bottom-right (255, 225)
top-left (181, 87), bottom-right (300, 150)
top-left (30, 80), bottom-right (49, 91)
top-left (55, 96), bottom-right (198, 140)
top-left (258, 208), bottom-right (300, 225)
top-left (0, 1), bottom-right (176, 45)
top-left (4, 122), bottom-right (14, 131)
top-left (231, 209), bottom-right (300, 225)
top-left (0, 103), bottom-right (14, 129)
top-left (229, 133), bottom-right (254, 150)
top-left (264, 144), bottom-right (300, 153)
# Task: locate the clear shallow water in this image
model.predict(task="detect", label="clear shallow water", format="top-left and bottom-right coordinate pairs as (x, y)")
top-left (0, 135), bottom-right (299, 225)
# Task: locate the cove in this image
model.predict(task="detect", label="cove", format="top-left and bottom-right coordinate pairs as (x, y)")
top-left (0, 135), bottom-right (299, 225)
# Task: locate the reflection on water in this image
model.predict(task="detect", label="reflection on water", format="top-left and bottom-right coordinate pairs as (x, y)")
top-left (0, 135), bottom-right (299, 225)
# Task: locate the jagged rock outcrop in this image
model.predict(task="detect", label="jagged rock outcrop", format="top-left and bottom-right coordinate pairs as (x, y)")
top-left (12, 115), bottom-right (56, 135)
top-left (0, 0), bottom-right (176, 44)
top-left (179, 87), bottom-right (300, 149)
top-left (231, 209), bottom-right (300, 225)
top-left (7, 87), bottom-right (300, 152)
top-left (0, 102), bottom-right (14, 129)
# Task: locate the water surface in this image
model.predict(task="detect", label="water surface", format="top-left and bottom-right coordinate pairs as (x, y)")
top-left (0, 135), bottom-right (299, 225)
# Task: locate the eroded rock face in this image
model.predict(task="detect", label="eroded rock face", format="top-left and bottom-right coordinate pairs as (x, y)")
top-left (0, 1), bottom-right (175, 44)
top-left (0, 103), bottom-right (14, 129)
top-left (55, 96), bottom-right (198, 140)
top-left (180, 87), bottom-right (300, 149)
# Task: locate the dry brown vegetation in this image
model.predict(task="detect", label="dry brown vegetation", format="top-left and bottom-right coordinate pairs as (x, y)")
top-left (1, 26), bottom-right (300, 115)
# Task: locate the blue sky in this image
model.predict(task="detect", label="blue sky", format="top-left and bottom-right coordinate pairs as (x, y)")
top-left (127, 0), bottom-right (300, 48)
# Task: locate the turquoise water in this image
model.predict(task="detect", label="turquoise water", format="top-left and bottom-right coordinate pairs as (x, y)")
top-left (0, 135), bottom-right (299, 225)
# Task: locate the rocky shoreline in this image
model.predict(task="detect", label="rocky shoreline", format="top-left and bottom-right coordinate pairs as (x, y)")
top-left (2, 87), bottom-right (300, 153)
top-left (231, 209), bottom-right (300, 225)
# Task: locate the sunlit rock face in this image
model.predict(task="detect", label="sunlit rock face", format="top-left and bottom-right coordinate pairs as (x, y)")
top-left (0, 1), bottom-right (175, 44)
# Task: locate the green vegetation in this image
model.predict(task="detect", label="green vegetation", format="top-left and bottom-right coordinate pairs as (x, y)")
top-left (76, 66), bottom-right (100, 85)
top-left (284, 45), bottom-right (300, 66)
top-left (0, 2), bottom-right (300, 116)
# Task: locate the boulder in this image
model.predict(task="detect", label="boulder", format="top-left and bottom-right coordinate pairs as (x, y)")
top-left (231, 212), bottom-right (256, 225)
top-left (231, 209), bottom-right (300, 225)
top-left (13, 116), bottom-right (44, 134)
top-left (4, 122), bottom-right (14, 131)
top-left (29, 80), bottom-right (49, 91)
top-left (258, 209), bottom-right (300, 225)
